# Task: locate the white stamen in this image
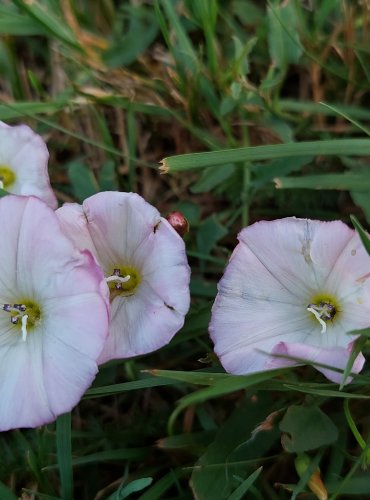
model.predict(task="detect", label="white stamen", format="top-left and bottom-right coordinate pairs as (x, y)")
top-left (307, 307), bottom-right (327, 333)
top-left (21, 314), bottom-right (29, 341)
top-left (106, 274), bottom-right (131, 284)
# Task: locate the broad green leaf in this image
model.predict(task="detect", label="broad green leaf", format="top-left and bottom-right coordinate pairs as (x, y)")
top-left (99, 160), bottom-right (118, 191)
top-left (267, 2), bottom-right (302, 67)
top-left (104, 7), bottom-right (158, 67)
top-left (191, 164), bottom-right (235, 193)
top-left (0, 481), bottom-right (17, 500)
top-left (197, 215), bottom-right (227, 255)
top-left (107, 477), bottom-right (153, 500)
top-left (279, 405), bottom-right (338, 452)
top-left (252, 156), bottom-right (313, 187)
top-left (67, 161), bottom-right (99, 202)
top-left (327, 474), bottom-right (370, 494)
top-left (190, 395), bottom-right (277, 500)
top-left (190, 277), bottom-right (217, 298)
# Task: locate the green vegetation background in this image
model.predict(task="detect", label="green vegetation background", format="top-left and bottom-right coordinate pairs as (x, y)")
top-left (1, 1), bottom-right (370, 499)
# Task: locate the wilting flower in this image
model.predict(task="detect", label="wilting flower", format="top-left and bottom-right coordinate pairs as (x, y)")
top-left (0, 121), bottom-right (57, 208)
top-left (210, 217), bottom-right (370, 383)
top-left (57, 191), bottom-right (191, 363)
top-left (0, 195), bottom-right (109, 431)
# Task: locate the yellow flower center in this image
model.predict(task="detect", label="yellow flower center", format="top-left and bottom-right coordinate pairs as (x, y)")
top-left (106, 265), bottom-right (141, 299)
top-left (307, 293), bottom-right (340, 333)
top-left (0, 165), bottom-right (16, 188)
top-left (2, 300), bottom-right (41, 341)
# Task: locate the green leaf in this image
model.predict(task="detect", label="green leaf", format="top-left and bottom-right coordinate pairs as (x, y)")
top-left (275, 173), bottom-right (370, 191)
top-left (84, 375), bottom-right (181, 399)
top-left (227, 467), bottom-right (263, 500)
top-left (46, 448), bottom-right (147, 469)
top-left (67, 161), bottom-right (100, 202)
top-left (252, 156), bottom-right (313, 187)
top-left (0, 481), bottom-right (17, 500)
top-left (0, 6), bottom-right (47, 35)
top-left (168, 369), bottom-right (289, 431)
top-left (138, 469), bottom-right (185, 500)
top-left (340, 335), bottom-right (368, 390)
top-left (56, 413), bottom-right (73, 500)
top-left (191, 164), bottom-right (235, 193)
top-left (350, 215), bottom-right (370, 256)
top-left (107, 477), bottom-right (153, 499)
top-left (267, 2), bottom-right (302, 67)
top-left (197, 215), bottom-right (227, 255)
top-left (104, 7), bottom-right (158, 67)
top-left (279, 405), bottom-right (338, 452)
top-left (99, 160), bottom-right (119, 191)
top-left (161, 139), bottom-right (370, 173)
top-left (190, 395), bottom-right (277, 500)
top-left (13, 0), bottom-right (80, 49)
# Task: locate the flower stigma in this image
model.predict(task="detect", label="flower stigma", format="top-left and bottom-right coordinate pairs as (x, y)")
top-left (307, 295), bottom-right (338, 333)
top-left (106, 266), bottom-right (141, 299)
top-left (0, 165), bottom-right (16, 189)
top-left (1, 300), bottom-right (41, 341)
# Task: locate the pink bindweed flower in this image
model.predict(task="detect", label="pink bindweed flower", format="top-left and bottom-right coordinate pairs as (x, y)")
top-left (56, 191), bottom-right (191, 363)
top-left (0, 121), bottom-right (57, 208)
top-left (0, 195), bottom-right (109, 431)
top-left (209, 217), bottom-right (370, 383)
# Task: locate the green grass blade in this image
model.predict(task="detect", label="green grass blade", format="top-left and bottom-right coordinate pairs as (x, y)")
top-left (161, 139), bottom-right (370, 173)
top-left (13, 0), bottom-right (80, 49)
top-left (275, 173), bottom-right (370, 191)
top-left (350, 215), bottom-right (370, 255)
top-left (227, 467), bottom-right (263, 500)
top-left (56, 413), bottom-right (73, 500)
top-left (84, 375), bottom-right (181, 399)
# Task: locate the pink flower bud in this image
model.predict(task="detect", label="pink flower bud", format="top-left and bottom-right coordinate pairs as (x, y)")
top-left (166, 211), bottom-right (189, 237)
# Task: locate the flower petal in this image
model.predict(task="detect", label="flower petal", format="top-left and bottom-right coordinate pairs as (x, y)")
top-left (0, 122), bottom-right (57, 208)
top-left (210, 217), bottom-right (368, 382)
top-left (0, 195), bottom-right (109, 430)
top-left (268, 341), bottom-right (365, 384)
top-left (98, 280), bottom-right (186, 362)
top-left (58, 192), bottom-right (190, 362)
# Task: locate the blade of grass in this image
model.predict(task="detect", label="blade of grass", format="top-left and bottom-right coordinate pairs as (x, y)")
top-left (13, 0), bottom-right (80, 50)
top-left (227, 467), bottom-right (263, 500)
top-left (84, 375), bottom-right (182, 399)
top-left (350, 215), bottom-right (370, 255)
top-left (320, 102), bottom-right (370, 136)
top-left (56, 413), bottom-right (73, 500)
top-left (274, 173), bottom-right (370, 191)
top-left (160, 139), bottom-right (370, 173)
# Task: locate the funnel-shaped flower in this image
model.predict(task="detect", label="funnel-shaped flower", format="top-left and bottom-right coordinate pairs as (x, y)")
top-left (57, 192), bottom-right (190, 363)
top-left (210, 217), bottom-right (370, 383)
top-left (0, 121), bottom-right (57, 208)
top-left (0, 195), bottom-right (109, 431)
